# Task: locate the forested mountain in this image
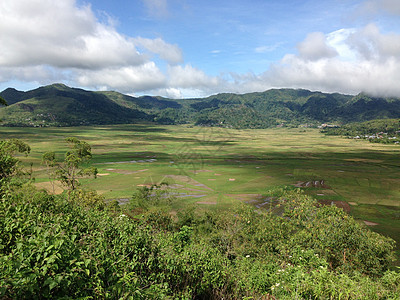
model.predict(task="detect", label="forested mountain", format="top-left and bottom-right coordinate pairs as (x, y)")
top-left (0, 84), bottom-right (152, 126)
top-left (1, 83), bottom-right (400, 127)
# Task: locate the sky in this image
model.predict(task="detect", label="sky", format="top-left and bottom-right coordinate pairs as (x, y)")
top-left (1, 0), bottom-right (400, 98)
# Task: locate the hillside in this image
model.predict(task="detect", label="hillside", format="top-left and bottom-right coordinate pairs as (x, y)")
top-left (0, 84), bottom-right (152, 126)
top-left (1, 84), bottom-right (400, 127)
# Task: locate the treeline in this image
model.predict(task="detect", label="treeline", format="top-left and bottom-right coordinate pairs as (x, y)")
top-left (322, 119), bottom-right (400, 144)
top-left (1, 138), bottom-right (400, 299)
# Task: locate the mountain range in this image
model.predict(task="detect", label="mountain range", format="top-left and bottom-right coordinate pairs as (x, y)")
top-left (1, 83), bottom-right (400, 128)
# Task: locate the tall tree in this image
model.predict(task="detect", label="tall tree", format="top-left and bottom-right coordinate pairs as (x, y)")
top-left (43, 137), bottom-right (97, 191)
top-left (0, 139), bottom-right (30, 187)
top-left (0, 95), bottom-right (7, 106)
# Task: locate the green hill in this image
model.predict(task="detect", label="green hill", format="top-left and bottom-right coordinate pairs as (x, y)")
top-left (0, 84), bottom-right (152, 126)
top-left (1, 83), bottom-right (400, 127)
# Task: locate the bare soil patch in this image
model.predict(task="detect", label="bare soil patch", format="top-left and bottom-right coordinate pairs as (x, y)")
top-left (364, 220), bottom-right (379, 226)
top-left (34, 181), bottom-right (64, 195)
top-left (137, 184), bottom-right (152, 188)
top-left (318, 199), bottom-right (351, 213)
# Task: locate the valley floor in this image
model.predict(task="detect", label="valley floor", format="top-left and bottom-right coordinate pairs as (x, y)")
top-left (2, 124), bottom-right (400, 258)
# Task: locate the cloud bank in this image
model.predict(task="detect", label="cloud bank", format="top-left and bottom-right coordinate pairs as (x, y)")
top-left (1, 0), bottom-right (400, 98)
top-left (228, 24), bottom-right (400, 97)
top-left (0, 0), bottom-right (205, 96)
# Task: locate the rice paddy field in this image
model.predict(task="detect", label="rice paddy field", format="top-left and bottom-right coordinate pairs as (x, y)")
top-left (2, 123), bottom-right (400, 257)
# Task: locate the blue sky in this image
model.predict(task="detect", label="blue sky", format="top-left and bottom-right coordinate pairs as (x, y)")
top-left (1, 0), bottom-right (400, 98)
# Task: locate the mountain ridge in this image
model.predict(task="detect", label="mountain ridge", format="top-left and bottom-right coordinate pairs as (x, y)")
top-left (1, 83), bottom-right (399, 128)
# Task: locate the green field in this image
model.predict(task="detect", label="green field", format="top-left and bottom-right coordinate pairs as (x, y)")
top-left (2, 124), bottom-right (400, 253)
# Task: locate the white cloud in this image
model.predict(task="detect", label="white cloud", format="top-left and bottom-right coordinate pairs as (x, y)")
top-left (159, 88), bottom-right (183, 99)
top-left (2, 0), bottom-right (400, 99)
top-left (326, 29), bottom-right (357, 61)
top-left (0, 66), bottom-right (69, 84)
top-left (133, 37), bottom-right (183, 64)
top-left (232, 23), bottom-right (400, 97)
top-left (361, 0), bottom-right (400, 16)
top-left (0, 0), bottom-right (145, 69)
top-left (347, 23), bottom-right (400, 61)
top-left (168, 65), bottom-right (221, 89)
top-left (297, 32), bottom-right (338, 61)
top-left (255, 45), bottom-right (279, 53)
top-left (0, 0), bottom-right (185, 94)
top-left (76, 63), bottom-right (166, 93)
top-left (141, 0), bottom-right (169, 18)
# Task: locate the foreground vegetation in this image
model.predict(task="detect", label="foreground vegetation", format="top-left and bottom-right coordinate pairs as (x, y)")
top-left (1, 138), bottom-right (400, 298)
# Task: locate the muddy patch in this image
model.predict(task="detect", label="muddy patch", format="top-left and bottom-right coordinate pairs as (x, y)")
top-left (363, 220), bottom-right (379, 226)
top-left (318, 199), bottom-right (351, 213)
top-left (137, 184), bottom-right (153, 188)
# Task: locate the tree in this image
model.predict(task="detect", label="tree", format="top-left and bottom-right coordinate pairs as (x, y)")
top-left (0, 139), bottom-right (30, 187)
top-left (0, 95), bottom-right (7, 106)
top-left (43, 137), bottom-right (97, 191)
top-left (41, 151), bottom-right (57, 194)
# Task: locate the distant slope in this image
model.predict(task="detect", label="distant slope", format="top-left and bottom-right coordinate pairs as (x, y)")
top-left (1, 83), bottom-right (400, 128)
top-left (323, 118), bottom-right (400, 136)
top-left (189, 89), bottom-right (352, 128)
top-left (0, 88), bottom-right (27, 105)
top-left (0, 84), bottom-right (152, 126)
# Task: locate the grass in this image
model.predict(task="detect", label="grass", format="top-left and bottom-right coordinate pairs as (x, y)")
top-left (2, 124), bottom-right (400, 255)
